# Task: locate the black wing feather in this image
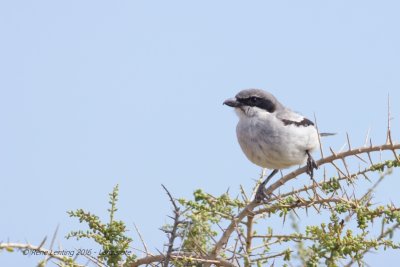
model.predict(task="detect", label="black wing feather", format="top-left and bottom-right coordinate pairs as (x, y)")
top-left (281, 118), bottom-right (314, 127)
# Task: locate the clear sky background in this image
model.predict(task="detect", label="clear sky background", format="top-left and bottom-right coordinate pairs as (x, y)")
top-left (1, 1), bottom-right (400, 266)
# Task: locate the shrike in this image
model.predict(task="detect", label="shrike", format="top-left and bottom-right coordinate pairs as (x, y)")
top-left (224, 89), bottom-right (321, 201)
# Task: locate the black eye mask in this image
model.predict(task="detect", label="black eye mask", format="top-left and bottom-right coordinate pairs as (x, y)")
top-left (237, 97), bottom-right (276, 113)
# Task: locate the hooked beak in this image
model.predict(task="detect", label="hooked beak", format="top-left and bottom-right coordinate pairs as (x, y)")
top-left (223, 98), bottom-right (242, 108)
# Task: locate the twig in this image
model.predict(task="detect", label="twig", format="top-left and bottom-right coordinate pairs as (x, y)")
top-left (133, 223), bottom-right (153, 259)
top-left (254, 250), bottom-right (292, 262)
top-left (253, 234), bottom-right (316, 241)
top-left (345, 222), bottom-right (400, 267)
top-left (161, 184), bottom-right (182, 267)
top-left (0, 242), bottom-right (85, 267)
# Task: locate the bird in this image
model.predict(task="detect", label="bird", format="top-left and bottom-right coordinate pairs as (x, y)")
top-left (223, 89), bottom-right (323, 201)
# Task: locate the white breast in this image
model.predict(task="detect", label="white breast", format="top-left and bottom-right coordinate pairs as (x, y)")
top-left (236, 114), bottom-right (319, 170)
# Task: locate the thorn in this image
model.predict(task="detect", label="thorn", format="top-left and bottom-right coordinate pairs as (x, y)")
top-left (159, 228), bottom-right (172, 234)
top-left (346, 132), bottom-right (352, 151)
top-left (364, 127), bottom-right (371, 147)
top-left (354, 154), bottom-right (368, 164)
top-left (49, 224), bottom-right (59, 251)
top-left (330, 147), bottom-right (337, 157)
top-left (38, 236), bottom-right (47, 250)
top-left (314, 113), bottom-right (324, 158)
top-left (386, 92), bottom-right (392, 145)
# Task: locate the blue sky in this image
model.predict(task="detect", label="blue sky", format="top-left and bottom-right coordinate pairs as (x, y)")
top-left (1, 1), bottom-right (400, 266)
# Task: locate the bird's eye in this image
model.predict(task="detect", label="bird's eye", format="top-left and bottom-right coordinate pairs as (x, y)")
top-left (249, 97), bottom-right (258, 103)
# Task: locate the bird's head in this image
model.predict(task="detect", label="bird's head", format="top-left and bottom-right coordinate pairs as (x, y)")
top-left (223, 89), bottom-right (282, 118)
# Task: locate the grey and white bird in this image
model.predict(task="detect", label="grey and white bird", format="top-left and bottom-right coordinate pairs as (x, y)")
top-left (224, 89), bottom-right (321, 201)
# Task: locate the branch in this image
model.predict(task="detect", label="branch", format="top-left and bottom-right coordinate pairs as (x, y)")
top-left (264, 143), bottom-right (400, 198)
top-left (210, 143), bottom-right (400, 259)
top-left (244, 215), bottom-right (254, 267)
top-left (133, 223), bottom-right (155, 265)
top-left (253, 234), bottom-right (316, 242)
top-left (0, 242), bottom-right (84, 267)
top-left (129, 252), bottom-right (237, 267)
top-left (253, 249), bottom-right (292, 262)
top-left (254, 197), bottom-right (353, 215)
top-left (269, 164), bottom-right (378, 202)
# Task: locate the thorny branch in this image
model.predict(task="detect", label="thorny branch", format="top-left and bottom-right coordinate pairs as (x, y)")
top-left (211, 142), bottom-right (400, 259)
top-left (3, 140), bottom-right (399, 266)
top-left (244, 215), bottom-right (254, 267)
top-left (0, 242), bottom-right (85, 267)
top-left (161, 184), bottom-right (183, 267)
top-left (269, 162), bottom-right (389, 203)
top-left (128, 252), bottom-right (237, 267)
top-left (3, 104), bottom-right (400, 266)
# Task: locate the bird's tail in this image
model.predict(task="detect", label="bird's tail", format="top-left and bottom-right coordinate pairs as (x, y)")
top-left (320, 132), bottom-right (336, 137)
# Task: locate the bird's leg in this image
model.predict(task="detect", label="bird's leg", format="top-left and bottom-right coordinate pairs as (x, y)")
top-left (306, 150), bottom-right (318, 179)
top-left (255, 169), bottom-right (279, 202)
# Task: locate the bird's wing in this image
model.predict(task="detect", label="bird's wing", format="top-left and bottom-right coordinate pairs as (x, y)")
top-left (276, 110), bottom-right (336, 136)
top-left (275, 109), bottom-right (314, 127)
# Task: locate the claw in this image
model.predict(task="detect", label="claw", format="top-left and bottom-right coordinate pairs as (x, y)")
top-left (255, 185), bottom-right (268, 202)
top-left (254, 169), bottom-right (278, 202)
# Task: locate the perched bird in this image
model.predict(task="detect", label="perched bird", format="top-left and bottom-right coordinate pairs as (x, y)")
top-left (224, 89), bottom-right (321, 201)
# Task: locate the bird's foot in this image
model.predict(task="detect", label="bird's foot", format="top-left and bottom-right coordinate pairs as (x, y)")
top-left (255, 183), bottom-right (268, 203)
top-left (306, 150), bottom-right (318, 179)
top-left (254, 169), bottom-right (279, 203)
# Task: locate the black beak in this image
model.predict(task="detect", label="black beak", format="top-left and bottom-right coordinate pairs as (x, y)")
top-left (223, 98), bottom-right (241, 108)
